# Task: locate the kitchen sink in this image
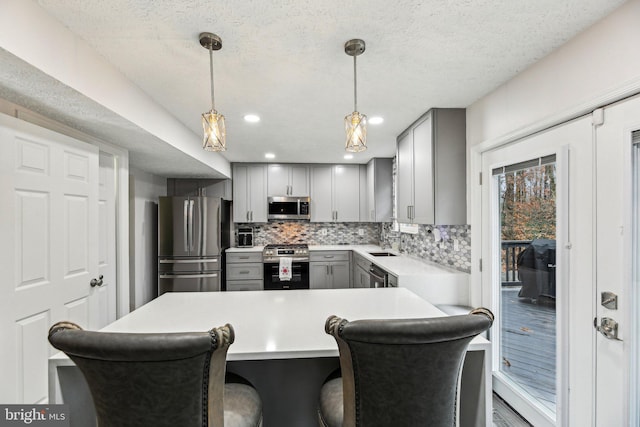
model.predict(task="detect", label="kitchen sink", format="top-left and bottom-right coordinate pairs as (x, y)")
top-left (368, 252), bottom-right (397, 257)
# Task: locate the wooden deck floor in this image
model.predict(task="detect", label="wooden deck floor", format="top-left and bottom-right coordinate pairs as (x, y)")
top-left (500, 287), bottom-right (556, 413)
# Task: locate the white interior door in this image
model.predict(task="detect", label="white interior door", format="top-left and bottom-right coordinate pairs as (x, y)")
top-left (93, 151), bottom-right (117, 328)
top-left (481, 116), bottom-right (594, 426)
top-left (0, 114), bottom-right (98, 404)
top-left (592, 94), bottom-right (640, 426)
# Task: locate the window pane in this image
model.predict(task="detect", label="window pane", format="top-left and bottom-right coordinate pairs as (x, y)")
top-left (498, 162), bottom-right (557, 413)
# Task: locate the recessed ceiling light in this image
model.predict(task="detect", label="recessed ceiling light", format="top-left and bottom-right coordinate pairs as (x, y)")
top-left (369, 116), bottom-right (384, 125)
top-left (265, 153), bottom-right (275, 159)
top-left (244, 114), bottom-right (260, 123)
top-left (344, 154), bottom-right (354, 160)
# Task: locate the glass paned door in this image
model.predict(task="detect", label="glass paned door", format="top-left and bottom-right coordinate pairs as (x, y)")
top-left (481, 115), bottom-right (594, 426)
top-left (495, 159), bottom-right (557, 414)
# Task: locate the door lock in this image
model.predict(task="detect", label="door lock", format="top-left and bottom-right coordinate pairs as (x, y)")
top-left (594, 317), bottom-right (622, 341)
top-left (601, 291), bottom-right (618, 310)
top-left (90, 274), bottom-right (104, 287)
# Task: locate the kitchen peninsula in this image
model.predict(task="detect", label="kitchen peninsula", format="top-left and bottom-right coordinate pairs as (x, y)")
top-left (49, 288), bottom-right (490, 427)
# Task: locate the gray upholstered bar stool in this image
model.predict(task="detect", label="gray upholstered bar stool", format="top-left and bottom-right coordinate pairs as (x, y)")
top-left (317, 308), bottom-right (494, 427)
top-left (48, 321), bottom-right (262, 427)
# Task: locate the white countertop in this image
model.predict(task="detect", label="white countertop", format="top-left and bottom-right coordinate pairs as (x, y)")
top-left (73, 289), bottom-right (486, 361)
top-left (225, 244), bottom-right (470, 305)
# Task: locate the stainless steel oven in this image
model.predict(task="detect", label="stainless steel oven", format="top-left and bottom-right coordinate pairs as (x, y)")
top-left (263, 244), bottom-right (310, 290)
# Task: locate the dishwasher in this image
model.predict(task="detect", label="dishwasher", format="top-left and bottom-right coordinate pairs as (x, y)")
top-left (369, 264), bottom-right (388, 288)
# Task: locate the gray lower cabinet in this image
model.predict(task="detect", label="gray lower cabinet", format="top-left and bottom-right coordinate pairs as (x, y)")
top-left (387, 272), bottom-right (398, 288)
top-left (226, 252), bottom-right (263, 291)
top-left (352, 252), bottom-right (371, 288)
top-left (309, 251), bottom-right (351, 289)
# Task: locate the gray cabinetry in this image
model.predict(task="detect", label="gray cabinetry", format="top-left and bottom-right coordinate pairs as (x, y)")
top-left (310, 165), bottom-right (360, 222)
top-left (365, 158), bottom-right (393, 222)
top-left (232, 164), bottom-right (267, 223)
top-left (396, 108), bottom-right (466, 225)
top-left (226, 251), bottom-right (263, 291)
top-left (267, 164), bottom-right (309, 196)
top-left (309, 251), bottom-right (351, 289)
top-left (352, 252), bottom-right (371, 288)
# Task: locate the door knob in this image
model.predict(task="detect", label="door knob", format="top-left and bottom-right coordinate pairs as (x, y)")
top-left (594, 317), bottom-right (622, 341)
top-left (90, 275), bottom-right (104, 287)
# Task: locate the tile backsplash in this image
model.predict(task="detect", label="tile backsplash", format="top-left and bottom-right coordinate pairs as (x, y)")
top-left (235, 222), bottom-right (379, 246)
top-left (380, 223), bottom-right (471, 273)
top-left (234, 221), bottom-right (471, 273)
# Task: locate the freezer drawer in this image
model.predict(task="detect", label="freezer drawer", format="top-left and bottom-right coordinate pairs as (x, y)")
top-left (158, 271), bottom-right (221, 294)
top-left (158, 257), bottom-right (220, 273)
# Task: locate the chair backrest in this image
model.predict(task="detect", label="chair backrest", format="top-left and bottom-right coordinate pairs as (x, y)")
top-left (48, 321), bottom-right (234, 427)
top-left (325, 308), bottom-right (494, 427)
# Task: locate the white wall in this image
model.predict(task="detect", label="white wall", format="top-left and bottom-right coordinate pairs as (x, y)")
top-left (467, 0), bottom-right (640, 148)
top-left (0, 1), bottom-right (230, 179)
top-left (129, 167), bottom-right (166, 310)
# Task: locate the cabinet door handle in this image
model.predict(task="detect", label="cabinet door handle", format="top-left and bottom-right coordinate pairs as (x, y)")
top-left (326, 265), bottom-right (330, 275)
top-left (330, 265), bottom-right (333, 275)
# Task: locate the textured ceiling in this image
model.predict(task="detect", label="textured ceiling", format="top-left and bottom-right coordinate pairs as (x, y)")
top-left (2, 0), bottom-right (627, 176)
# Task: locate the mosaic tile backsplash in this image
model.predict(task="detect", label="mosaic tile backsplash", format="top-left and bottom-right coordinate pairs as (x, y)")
top-left (235, 222), bottom-right (379, 246)
top-left (380, 223), bottom-right (471, 273)
top-left (234, 221), bottom-right (471, 273)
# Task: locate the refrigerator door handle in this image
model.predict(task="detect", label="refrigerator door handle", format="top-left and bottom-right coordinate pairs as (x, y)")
top-left (217, 204), bottom-right (221, 250)
top-left (189, 199), bottom-right (195, 252)
top-left (159, 273), bottom-right (219, 279)
top-left (183, 200), bottom-right (189, 253)
top-left (159, 259), bottom-right (218, 264)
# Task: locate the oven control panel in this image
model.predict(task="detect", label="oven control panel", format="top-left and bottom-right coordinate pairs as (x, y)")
top-left (263, 244), bottom-right (309, 263)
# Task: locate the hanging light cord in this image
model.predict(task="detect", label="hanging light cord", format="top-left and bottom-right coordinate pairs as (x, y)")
top-left (353, 55), bottom-right (358, 113)
top-left (209, 45), bottom-right (215, 110)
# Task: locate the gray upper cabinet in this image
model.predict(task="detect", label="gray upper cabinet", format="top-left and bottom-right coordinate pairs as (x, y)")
top-left (267, 164), bottom-right (309, 196)
top-left (311, 165), bottom-right (360, 222)
top-left (396, 108), bottom-right (466, 225)
top-left (365, 158), bottom-right (393, 222)
top-left (232, 164), bottom-right (267, 223)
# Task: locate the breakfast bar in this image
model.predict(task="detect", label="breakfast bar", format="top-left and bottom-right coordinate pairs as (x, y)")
top-left (49, 288), bottom-right (491, 426)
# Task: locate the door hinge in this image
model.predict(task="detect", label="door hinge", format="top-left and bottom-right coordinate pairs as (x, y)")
top-left (479, 172), bottom-right (482, 185)
top-left (479, 258), bottom-right (482, 272)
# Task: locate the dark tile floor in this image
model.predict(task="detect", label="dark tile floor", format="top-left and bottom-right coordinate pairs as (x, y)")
top-left (493, 393), bottom-right (532, 427)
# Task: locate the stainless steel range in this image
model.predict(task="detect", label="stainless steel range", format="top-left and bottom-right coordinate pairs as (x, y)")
top-left (263, 244), bottom-right (310, 290)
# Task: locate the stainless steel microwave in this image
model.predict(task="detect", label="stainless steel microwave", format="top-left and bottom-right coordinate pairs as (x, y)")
top-left (267, 196), bottom-right (311, 220)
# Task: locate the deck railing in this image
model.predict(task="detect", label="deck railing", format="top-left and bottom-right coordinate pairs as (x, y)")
top-left (501, 240), bottom-right (531, 285)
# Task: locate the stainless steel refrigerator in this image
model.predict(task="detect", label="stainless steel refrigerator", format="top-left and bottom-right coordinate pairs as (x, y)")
top-left (158, 196), bottom-right (231, 294)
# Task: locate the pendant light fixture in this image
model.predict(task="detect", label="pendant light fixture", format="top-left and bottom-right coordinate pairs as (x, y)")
top-left (344, 39), bottom-right (367, 153)
top-left (200, 32), bottom-right (226, 152)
